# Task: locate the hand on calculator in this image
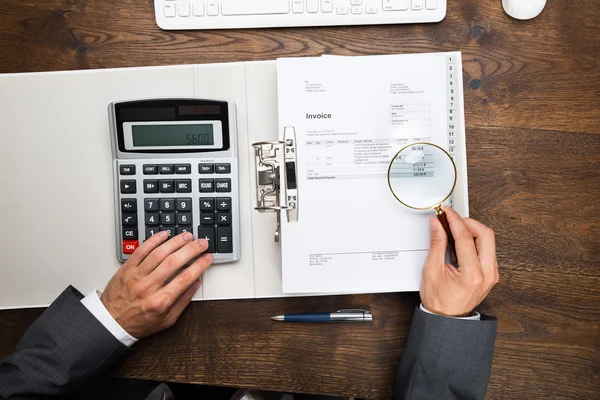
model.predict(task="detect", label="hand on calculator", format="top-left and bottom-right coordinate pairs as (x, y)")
top-left (100, 231), bottom-right (212, 338)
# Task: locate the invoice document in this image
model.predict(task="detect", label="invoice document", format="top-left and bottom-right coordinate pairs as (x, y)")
top-left (276, 52), bottom-right (468, 294)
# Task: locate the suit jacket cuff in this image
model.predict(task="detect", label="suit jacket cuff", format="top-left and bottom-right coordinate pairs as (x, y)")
top-left (81, 290), bottom-right (138, 347)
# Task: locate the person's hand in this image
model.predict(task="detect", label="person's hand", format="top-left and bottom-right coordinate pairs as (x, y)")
top-left (100, 232), bottom-right (212, 338)
top-left (420, 206), bottom-right (499, 317)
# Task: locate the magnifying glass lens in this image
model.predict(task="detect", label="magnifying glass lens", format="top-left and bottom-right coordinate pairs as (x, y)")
top-left (388, 143), bottom-right (456, 209)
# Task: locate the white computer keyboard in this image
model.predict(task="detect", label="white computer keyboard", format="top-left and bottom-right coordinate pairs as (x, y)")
top-left (155, 0), bottom-right (447, 30)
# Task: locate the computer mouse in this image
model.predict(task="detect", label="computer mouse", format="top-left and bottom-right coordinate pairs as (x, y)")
top-left (502, 0), bottom-right (547, 20)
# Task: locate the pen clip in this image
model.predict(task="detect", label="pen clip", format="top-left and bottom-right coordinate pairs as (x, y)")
top-left (336, 309), bottom-right (371, 314)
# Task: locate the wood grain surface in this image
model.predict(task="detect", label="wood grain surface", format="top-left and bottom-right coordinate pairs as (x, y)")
top-left (0, 0), bottom-right (599, 399)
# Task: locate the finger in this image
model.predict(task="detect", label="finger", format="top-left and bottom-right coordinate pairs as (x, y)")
top-left (138, 232), bottom-right (196, 275)
top-left (148, 238), bottom-right (209, 285)
top-left (443, 206), bottom-right (480, 275)
top-left (463, 218), bottom-right (497, 276)
top-left (161, 253), bottom-right (213, 305)
top-left (424, 218), bottom-right (448, 269)
top-left (125, 230), bottom-right (169, 267)
top-left (164, 279), bottom-right (202, 327)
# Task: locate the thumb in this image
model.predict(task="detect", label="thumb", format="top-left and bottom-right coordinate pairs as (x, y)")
top-left (425, 218), bottom-right (448, 267)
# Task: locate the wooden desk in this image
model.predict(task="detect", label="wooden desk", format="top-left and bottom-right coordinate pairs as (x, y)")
top-left (0, 1), bottom-right (598, 398)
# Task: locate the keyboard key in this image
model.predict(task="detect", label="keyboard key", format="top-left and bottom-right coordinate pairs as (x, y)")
top-left (307, 0), bottom-right (318, 13)
top-left (160, 180), bottom-right (175, 193)
top-left (145, 199), bottom-right (159, 212)
top-left (193, 2), bottom-right (205, 16)
top-left (217, 212), bottom-right (231, 226)
top-left (160, 198), bottom-right (175, 211)
top-left (143, 164), bottom-right (158, 175)
top-left (215, 178), bottom-right (231, 192)
top-left (159, 165), bottom-right (174, 174)
top-left (292, 0), bottom-right (304, 13)
top-left (176, 226), bottom-right (193, 235)
top-left (215, 163), bottom-right (231, 174)
top-left (178, 2), bottom-right (191, 16)
top-left (200, 198), bottom-right (215, 211)
top-left (175, 164), bottom-right (192, 174)
top-left (383, 0), bottom-right (409, 11)
top-left (336, 6), bottom-right (348, 14)
top-left (197, 227), bottom-right (216, 252)
top-left (159, 226), bottom-right (175, 238)
top-left (199, 163), bottom-right (214, 174)
top-left (425, 0), bottom-right (437, 9)
top-left (199, 179), bottom-right (215, 193)
top-left (146, 227), bottom-right (159, 239)
top-left (366, 5), bottom-right (377, 13)
top-left (221, 0), bottom-right (290, 16)
top-left (160, 213), bottom-right (175, 225)
top-left (176, 198), bottom-right (192, 211)
top-left (176, 179), bottom-right (192, 193)
top-left (217, 227), bottom-right (233, 253)
top-left (412, 0), bottom-right (423, 10)
top-left (122, 213), bottom-right (137, 226)
top-left (216, 197), bottom-right (232, 211)
top-left (200, 213), bottom-right (215, 225)
top-left (164, 3), bottom-right (176, 17)
top-left (351, 6), bottom-right (363, 14)
top-left (121, 199), bottom-right (137, 212)
top-left (177, 212), bottom-right (192, 225)
top-left (145, 213), bottom-right (159, 226)
top-left (123, 227), bottom-right (138, 240)
top-left (120, 180), bottom-right (136, 194)
top-left (123, 240), bottom-right (139, 254)
top-left (119, 165), bottom-right (136, 175)
top-left (321, 0), bottom-right (333, 12)
top-left (144, 180), bottom-right (159, 193)
top-left (207, 0), bottom-right (219, 15)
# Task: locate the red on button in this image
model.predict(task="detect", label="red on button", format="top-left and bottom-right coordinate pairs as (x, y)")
top-left (123, 240), bottom-right (139, 254)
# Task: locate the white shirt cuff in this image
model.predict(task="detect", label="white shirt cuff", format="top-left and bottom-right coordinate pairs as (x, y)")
top-left (81, 290), bottom-right (138, 347)
top-left (420, 303), bottom-right (481, 321)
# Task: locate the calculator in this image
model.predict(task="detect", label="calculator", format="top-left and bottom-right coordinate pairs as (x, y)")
top-left (109, 98), bottom-right (240, 263)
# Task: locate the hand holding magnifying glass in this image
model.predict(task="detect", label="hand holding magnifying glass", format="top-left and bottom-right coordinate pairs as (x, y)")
top-left (387, 142), bottom-right (458, 264)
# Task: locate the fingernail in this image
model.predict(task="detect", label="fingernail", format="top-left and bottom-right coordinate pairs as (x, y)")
top-left (203, 253), bottom-right (213, 261)
top-left (429, 218), bottom-right (439, 231)
top-left (183, 232), bottom-right (193, 241)
top-left (198, 238), bottom-right (208, 247)
top-left (159, 231), bottom-right (169, 239)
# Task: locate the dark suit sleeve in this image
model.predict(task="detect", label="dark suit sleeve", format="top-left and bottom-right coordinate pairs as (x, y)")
top-left (395, 308), bottom-right (497, 400)
top-left (0, 286), bottom-right (129, 399)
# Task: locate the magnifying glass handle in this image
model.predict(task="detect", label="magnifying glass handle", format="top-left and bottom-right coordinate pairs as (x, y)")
top-left (436, 210), bottom-right (458, 266)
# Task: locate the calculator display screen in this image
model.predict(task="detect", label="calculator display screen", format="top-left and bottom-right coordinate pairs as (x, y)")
top-left (132, 124), bottom-right (215, 147)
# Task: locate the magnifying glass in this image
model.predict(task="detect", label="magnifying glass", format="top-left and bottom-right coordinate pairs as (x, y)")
top-left (387, 142), bottom-right (458, 264)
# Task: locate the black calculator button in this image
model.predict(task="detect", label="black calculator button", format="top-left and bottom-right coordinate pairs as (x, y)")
top-left (159, 165), bottom-right (174, 174)
top-left (121, 199), bottom-right (137, 212)
top-left (217, 212), bottom-right (231, 226)
top-left (215, 178), bottom-right (231, 193)
top-left (146, 227), bottom-right (159, 239)
top-left (120, 165), bottom-right (136, 175)
top-left (199, 198), bottom-right (215, 211)
top-left (143, 165), bottom-right (158, 175)
top-left (160, 199), bottom-right (175, 211)
top-left (160, 180), bottom-right (175, 193)
top-left (176, 227), bottom-right (193, 235)
top-left (175, 164), bottom-right (191, 174)
top-left (197, 227), bottom-right (216, 253)
top-left (199, 179), bottom-right (214, 193)
top-left (217, 227), bottom-right (233, 253)
top-left (144, 180), bottom-right (159, 193)
top-left (199, 163), bottom-right (214, 174)
top-left (200, 213), bottom-right (215, 226)
top-left (145, 213), bottom-right (159, 226)
top-left (144, 199), bottom-right (159, 211)
top-left (122, 213), bottom-right (138, 226)
top-left (123, 227), bottom-right (138, 240)
top-left (176, 212), bottom-right (192, 225)
top-left (176, 198), bottom-right (192, 211)
top-left (215, 163), bottom-right (231, 174)
top-left (216, 197), bottom-right (232, 211)
top-left (159, 226), bottom-right (174, 238)
top-left (120, 180), bottom-right (136, 194)
top-left (176, 179), bottom-right (192, 193)
top-left (160, 213), bottom-right (175, 225)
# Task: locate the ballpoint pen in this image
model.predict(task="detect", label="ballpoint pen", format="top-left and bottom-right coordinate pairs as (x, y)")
top-left (271, 309), bottom-right (373, 322)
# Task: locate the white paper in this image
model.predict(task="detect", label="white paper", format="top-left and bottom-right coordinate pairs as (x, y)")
top-left (276, 52), bottom-right (467, 294)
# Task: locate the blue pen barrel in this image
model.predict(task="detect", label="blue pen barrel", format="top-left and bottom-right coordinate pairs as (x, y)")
top-left (284, 313), bottom-right (331, 322)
